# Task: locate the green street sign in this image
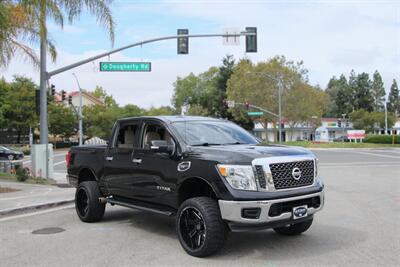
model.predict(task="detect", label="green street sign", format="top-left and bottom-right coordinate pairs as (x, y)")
top-left (99, 62), bottom-right (151, 72)
top-left (247, 111), bottom-right (264, 116)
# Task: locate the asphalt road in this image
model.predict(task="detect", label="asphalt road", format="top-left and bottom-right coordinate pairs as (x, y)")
top-left (1, 148), bottom-right (399, 266)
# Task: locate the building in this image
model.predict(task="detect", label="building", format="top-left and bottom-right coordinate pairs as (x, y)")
top-left (54, 91), bottom-right (104, 107)
top-left (253, 118), bottom-right (353, 142)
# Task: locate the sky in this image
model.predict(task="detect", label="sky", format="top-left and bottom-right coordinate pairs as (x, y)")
top-left (1, 0), bottom-right (399, 108)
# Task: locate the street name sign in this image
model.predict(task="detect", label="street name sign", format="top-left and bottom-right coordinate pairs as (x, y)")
top-left (247, 111), bottom-right (264, 116)
top-left (100, 62), bottom-right (151, 72)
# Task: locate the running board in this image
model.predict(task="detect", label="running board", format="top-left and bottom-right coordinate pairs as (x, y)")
top-left (101, 197), bottom-right (176, 216)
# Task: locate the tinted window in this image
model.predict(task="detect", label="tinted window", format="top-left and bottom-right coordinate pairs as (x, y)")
top-left (172, 120), bottom-right (259, 146)
top-left (142, 123), bottom-right (175, 149)
top-left (115, 124), bottom-right (138, 149)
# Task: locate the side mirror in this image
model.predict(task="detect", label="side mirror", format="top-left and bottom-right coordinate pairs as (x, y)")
top-left (150, 140), bottom-right (174, 154)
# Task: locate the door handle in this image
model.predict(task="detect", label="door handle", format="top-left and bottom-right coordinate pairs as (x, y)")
top-left (106, 156), bottom-right (113, 161)
top-left (132, 158), bottom-right (142, 164)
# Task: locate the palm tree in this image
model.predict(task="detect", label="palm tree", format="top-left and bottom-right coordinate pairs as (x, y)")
top-left (0, 0), bottom-right (115, 68)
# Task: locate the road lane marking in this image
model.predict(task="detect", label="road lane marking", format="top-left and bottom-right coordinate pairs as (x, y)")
top-left (348, 151), bottom-right (400, 159)
top-left (321, 164), bottom-right (400, 168)
top-left (53, 160), bottom-right (66, 166)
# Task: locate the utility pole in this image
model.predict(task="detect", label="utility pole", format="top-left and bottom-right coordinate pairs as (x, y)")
top-left (342, 113), bottom-right (346, 143)
top-left (385, 101), bottom-right (388, 135)
top-left (72, 73), bottom-right (83, 146)
top-left (277, 77), bottom-right (283, 143)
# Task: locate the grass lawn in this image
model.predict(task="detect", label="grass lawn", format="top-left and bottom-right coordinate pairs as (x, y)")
top-left (0, 172), bottom-right (56, 185)
top-left (266, 141), bottom-right (400, 148)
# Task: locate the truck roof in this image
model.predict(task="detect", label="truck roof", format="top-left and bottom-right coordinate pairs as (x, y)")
top-left (117, 115), bottom-right (224, 124)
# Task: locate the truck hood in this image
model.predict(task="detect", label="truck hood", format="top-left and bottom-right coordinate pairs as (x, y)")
top-left (187, 144), bottom-right (314, 164)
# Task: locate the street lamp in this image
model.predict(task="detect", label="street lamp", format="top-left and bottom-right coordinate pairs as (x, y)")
top-left (246, 72), bottom-right (283, 143)
top-left (72, 73), bottom-right (83, 146)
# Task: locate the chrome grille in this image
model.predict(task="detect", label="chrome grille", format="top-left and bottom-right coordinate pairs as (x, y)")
top-left (269, 160), bottom-right (314, 190)
top-left (254, 165), bottom-right (266, 189)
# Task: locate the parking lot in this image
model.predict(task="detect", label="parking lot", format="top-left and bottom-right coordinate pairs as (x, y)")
top-left (1, 148), bottom-right (399, 266)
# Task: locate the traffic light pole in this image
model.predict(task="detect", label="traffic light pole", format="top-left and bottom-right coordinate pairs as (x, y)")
top-left (46, 31), bottom-right (255, 78)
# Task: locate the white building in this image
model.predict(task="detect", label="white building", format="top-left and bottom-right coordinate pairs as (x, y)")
top-left (253, 118), bottom-right (353, 142)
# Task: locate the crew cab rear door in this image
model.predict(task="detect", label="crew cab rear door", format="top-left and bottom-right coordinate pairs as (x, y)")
top-left (103, 119), bottom-right (141, 198)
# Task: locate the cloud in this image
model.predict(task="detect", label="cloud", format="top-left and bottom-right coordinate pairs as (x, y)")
top-left (1, 0), bottom-right (399, 107)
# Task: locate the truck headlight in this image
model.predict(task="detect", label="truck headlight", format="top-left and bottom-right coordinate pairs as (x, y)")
top-left (314, 158), bottom-right (319, 178)
top-left (217, 165), bottom-right (257, 191)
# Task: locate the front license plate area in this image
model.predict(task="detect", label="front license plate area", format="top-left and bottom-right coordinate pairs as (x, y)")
top-left (293, 205), bottom-right (308, 220)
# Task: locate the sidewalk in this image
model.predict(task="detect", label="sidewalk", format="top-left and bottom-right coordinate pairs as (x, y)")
top-left (0, 180), bottom-right (75, 217)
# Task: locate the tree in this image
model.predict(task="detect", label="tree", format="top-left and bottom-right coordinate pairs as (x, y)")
top-left (1, 0), bottom-right (114, 68)
top-left (92, 85), bottom-right (117, 108)
top-left (2, 76), bottom-right (37, 143)
top-left (145, 106), bottom-right (176, 116)
top-left (284, 84), bottom-right (328, 140)
top-left (350, 109), bottom-right (394, 133)
top-left (371, 70), bottom-right (385, 111)
top-left (227, 56), bottom-right (313, 139)
top-left (48, 102), bottom-right (76, 139)
top-left (172, 67), bottom-right (219, 115)
top-left (215, 55), bottom-right (235, 118)
top-left (0, 77), bottom-right (10, 127)
top-left (0, 1), bottom-right (53, 67)
top-left (387, 79), bottom-right (399, 114)
top-left (353, 72), bottom-right (373, 111)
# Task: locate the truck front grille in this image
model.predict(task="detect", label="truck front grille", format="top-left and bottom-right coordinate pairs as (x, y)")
top-left (269, 160), bottom-right (314, 190)
top-left (254, 165), bottom-right (266, 189)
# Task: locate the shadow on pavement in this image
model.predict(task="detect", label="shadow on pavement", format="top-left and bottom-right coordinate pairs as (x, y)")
top-left (100, 207), bottom-right (368, 259)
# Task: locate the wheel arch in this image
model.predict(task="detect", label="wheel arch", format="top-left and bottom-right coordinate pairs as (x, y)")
top-left (77, 167), bottom-right (98, 184)
top-left (177, 176), bottom-right (220, 206)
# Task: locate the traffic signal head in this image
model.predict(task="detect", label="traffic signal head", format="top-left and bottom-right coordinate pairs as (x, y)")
top-left (50, 84), bottom-right (55, 96)
top-left (177, 29), bottom-right (189, 54)
top-left (338, 119), bottom-right (342, 128)
top-left (245, 102), bottom-right (250, 110)
top-left (61, 90), bottom-right (66, 101)
top-left (68, 95), bottom-right (72, 105)
top-left (245, 27), bottom-right (257, 53)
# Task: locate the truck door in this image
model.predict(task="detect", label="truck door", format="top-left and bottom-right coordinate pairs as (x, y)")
top-left (128, 119), bottom-right (179, 206)
top-left (104, 120), bottom-right (141, 199)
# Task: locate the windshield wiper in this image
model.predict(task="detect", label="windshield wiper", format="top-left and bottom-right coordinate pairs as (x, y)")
top-left (191, 143), bottom-right (222, 146)
top-left (222, 141), bottom-right (247, 145)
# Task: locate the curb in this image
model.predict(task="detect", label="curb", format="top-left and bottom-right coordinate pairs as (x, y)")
top-left (0, 199), bottom-right (74, 218)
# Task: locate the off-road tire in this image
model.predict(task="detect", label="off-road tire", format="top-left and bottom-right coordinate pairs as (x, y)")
top-left (75, 181), bottom-right (105, 222)
top-left (273, 218), bottom-right (313, 236)
top-left (176, 197), bottom-right (227, 257)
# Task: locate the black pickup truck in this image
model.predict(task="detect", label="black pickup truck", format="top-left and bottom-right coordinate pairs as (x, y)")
top-left (67, 116), bottom-right (324, 257)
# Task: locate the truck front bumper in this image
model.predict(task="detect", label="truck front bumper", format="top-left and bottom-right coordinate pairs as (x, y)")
top-left (218, 190), bottom-right (324, 231)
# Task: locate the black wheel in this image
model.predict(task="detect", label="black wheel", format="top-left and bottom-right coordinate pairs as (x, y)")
top-left (8, 154), bottom-right (14, 161)
top-left (75, 181), bottom-right (105, 222)
top-left (176, 197), bottom-right (227, 257)
top-left (273, 218), bottom-right (313, 236)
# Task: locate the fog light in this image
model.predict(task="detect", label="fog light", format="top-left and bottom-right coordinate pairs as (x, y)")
top-left (241, 208), bottom-right (261, 219)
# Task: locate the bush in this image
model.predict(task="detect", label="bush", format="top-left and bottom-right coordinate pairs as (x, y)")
top-left (364, 135), bottom-right (400, 144)
top-left (15, 167), bottom-right (29, 182)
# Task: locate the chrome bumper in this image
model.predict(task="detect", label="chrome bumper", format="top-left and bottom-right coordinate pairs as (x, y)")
top-left (218, 190), bottom-right (324, 224)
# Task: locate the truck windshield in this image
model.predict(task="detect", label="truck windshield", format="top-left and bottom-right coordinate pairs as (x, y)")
top-left (172, 120), bottom-right (259, 146)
